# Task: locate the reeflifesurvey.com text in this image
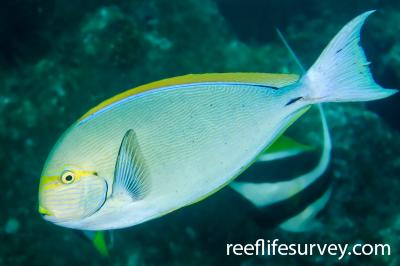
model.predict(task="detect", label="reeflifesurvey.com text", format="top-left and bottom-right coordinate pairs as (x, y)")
top-left (226, 239), bottom-right (391, 261)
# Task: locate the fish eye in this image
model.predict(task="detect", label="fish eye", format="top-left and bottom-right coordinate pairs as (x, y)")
top-left (60, 171), bottom-right (76, 184)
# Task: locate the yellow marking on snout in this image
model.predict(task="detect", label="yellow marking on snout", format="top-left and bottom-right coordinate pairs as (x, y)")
top-left (39, 206), bottom-right (52, 216)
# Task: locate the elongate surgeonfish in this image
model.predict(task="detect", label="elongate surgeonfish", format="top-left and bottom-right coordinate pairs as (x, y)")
top-left (38, 11), bottom-right (397, 230)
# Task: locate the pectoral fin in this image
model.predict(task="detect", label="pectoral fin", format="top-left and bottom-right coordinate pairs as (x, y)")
top-left (112, 129), bottom-right (150, 200)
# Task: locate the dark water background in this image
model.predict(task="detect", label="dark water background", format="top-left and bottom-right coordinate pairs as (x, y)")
top-left (0, 0), bottom-right (399, 265)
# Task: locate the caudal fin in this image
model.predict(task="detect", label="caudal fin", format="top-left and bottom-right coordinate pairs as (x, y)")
top-left (302, 11), bottom-right (397, 102)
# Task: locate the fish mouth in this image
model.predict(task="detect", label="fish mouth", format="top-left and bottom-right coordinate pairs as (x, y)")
top-left (38, 206), bottom-right (79, 225)
top-left (39, 210), bottom-right (61, 224)
top-left (38, 206), bottom-right (53, 217)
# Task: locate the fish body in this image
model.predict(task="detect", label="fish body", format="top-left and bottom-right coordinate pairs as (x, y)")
top-left (41, 73), bottom-right (304, 229)
top-left (39, 11), bottom-right (397, 230)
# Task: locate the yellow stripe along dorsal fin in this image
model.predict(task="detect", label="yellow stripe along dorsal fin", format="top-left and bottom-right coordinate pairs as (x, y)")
top-left (78, 72), bottom-right (299, 122)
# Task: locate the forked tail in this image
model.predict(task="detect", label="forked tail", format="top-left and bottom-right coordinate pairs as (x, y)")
top-left (302, 10), bottom-right (397, 103)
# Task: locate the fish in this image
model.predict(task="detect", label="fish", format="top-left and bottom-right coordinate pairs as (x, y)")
top-left (232, 104), bottom-right (332, 232)
top-left (38, 11), bottom-right (397, 230)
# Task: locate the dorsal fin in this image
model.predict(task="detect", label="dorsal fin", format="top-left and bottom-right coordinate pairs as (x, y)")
top-left (276, 28), bottom-right (306, 74)
top-left (79, 73), bottom-right (299, 122)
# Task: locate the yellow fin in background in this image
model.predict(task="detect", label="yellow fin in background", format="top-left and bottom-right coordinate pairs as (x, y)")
top-left (92, 231), bottom-right (109, 257)
top-left (79, 73), bottom-right (299, 122)
top-left (257, 135), bottom-right (314, 162)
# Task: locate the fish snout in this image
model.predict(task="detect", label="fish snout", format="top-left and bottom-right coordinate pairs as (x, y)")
top-left (38, 205), bottom-right (53, 217)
